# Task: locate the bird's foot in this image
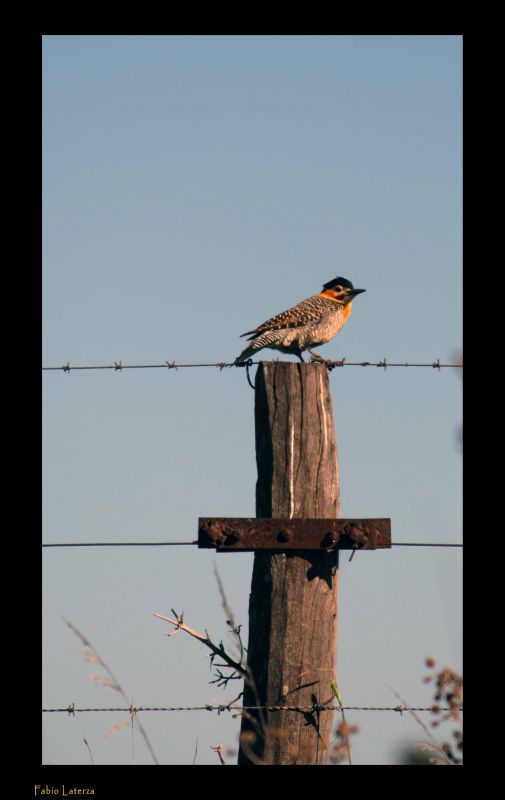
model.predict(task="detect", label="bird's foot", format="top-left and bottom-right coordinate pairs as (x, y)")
top-left (325, 358), bottom-right (346, 371)
top-left (308, 350), bottom-right (346, 370)
top-left (308, 349), bottom-right (333, 366)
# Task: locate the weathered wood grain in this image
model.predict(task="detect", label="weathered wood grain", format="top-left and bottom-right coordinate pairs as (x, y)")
top-left (238, 362), bottom-right (340, 765)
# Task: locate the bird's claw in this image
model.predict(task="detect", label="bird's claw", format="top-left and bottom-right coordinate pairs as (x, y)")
top-left (325, 358), bottom-right (346, 371)
top-left (309, 354), bottom-right (346, 370)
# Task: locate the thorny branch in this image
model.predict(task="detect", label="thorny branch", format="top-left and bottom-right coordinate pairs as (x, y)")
top-left (155, 570), bottom-right (267, 747)
top-left (154, 608), bottom-right (266, 746)
top-left (153, 611), bottom-right (246, 677)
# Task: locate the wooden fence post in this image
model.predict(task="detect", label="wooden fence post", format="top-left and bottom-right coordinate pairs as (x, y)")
top-left (237, 361), bottom-right (340, 765)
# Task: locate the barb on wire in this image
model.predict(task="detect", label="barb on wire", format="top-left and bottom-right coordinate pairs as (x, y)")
top-left (43, 358), bottom-right (463, 372)
top-left (42, 703), bottom-right (463, 714)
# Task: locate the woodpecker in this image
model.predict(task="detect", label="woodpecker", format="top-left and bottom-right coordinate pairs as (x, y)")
top-left (234, 277), bottom-right (366, 363)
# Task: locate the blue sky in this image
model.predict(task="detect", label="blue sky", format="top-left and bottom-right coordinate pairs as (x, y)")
top-left (43, 34), bottom-right (462, 765)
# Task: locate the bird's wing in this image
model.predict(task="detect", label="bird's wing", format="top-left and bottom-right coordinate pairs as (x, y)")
top-left (241, 295), bottom-right (333, 340)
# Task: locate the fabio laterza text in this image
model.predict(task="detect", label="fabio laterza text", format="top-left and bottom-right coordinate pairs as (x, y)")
top-left (35, 788), bottom-right (95, 796)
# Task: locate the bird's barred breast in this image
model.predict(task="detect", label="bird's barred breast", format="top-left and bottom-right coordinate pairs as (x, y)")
top-left (266, 306), bottom-right (347, 349)
top-left (304, 306), bottom-right (349, 345)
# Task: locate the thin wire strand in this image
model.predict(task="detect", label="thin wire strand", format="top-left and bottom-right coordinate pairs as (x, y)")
top-left (42, 359), bottom-right (462, 372)
top-left (43, 704), bottom-right (462, 714)
top-left (42, 541), bottom-right (462, 549)
top-left (391, 543), bottom-right (462, 548)
top-left (42, 541), bottom-right (198, 547)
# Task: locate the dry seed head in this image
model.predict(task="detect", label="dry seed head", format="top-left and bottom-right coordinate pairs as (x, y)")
top-left (103, 721), bottom-right (129, 741)
top-left (86, 675), bottom-right (120, 693)
top-left (81, 649), bottom-right (101, 665)
top-left (336, 721), bottom-right (359, 738)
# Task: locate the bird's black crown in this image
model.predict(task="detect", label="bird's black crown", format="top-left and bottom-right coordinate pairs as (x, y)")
top-left (322, 277), bottom-right (354, 291)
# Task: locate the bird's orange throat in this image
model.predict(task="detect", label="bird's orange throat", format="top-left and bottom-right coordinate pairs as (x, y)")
top-left (319, 288), bottom-right (341, 302)
top-left (319, 289), bottom-right (353, 318)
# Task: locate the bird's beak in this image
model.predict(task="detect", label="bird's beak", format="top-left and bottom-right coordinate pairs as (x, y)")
top-left (348, 288), bottom-right (366, 297)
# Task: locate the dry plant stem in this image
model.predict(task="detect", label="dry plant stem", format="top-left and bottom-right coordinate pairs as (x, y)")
top-left (130, 704), bottom-right (136, 765)
top-left (331, 681), bottom-right (352, 765)
top-left (238, 740), bottom-right (267, 766)
top-left (64, 619), bottom-right (159, 765)
top-left (212, 565), bottom-right (267, 738)
top-left (211, 743), bottom-right (226, 765)
top-left (389, 687), bottom-right (446, 757)
top-left (82, 737), bottom-right (94, 765)
top-left (213, 564), bottom-right (244, 664)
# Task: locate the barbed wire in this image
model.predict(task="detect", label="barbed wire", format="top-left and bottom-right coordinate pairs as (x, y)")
top-left (42, 358), bottom-right (462, 373)
top-left (43, 703), bottom-right (462, 714)
top-left (42, 540), bottom-right (462, 548)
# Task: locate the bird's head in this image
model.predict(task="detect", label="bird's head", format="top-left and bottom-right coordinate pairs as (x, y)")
top-left (320, 277), bottom-right (366, 305)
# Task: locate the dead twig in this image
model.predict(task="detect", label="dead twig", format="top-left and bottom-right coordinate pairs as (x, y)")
top-left (330, 680), bottom-right (354, 765)
top-left (153, 611), bottom-right (246, 676)
top-left (82, 736), bottom-right (94, 765)
top-left (210, 743), bottom-right (226, 765)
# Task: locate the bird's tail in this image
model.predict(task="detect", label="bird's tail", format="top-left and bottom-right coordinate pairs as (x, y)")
top-left (234, 343), bottom-right (258, 364)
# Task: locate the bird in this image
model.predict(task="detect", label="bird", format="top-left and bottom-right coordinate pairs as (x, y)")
top-left (234, 277), bottom-right (366, 364)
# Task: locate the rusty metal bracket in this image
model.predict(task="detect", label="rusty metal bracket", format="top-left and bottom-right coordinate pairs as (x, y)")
top-left (198, 518), bottom-right (391, 552)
